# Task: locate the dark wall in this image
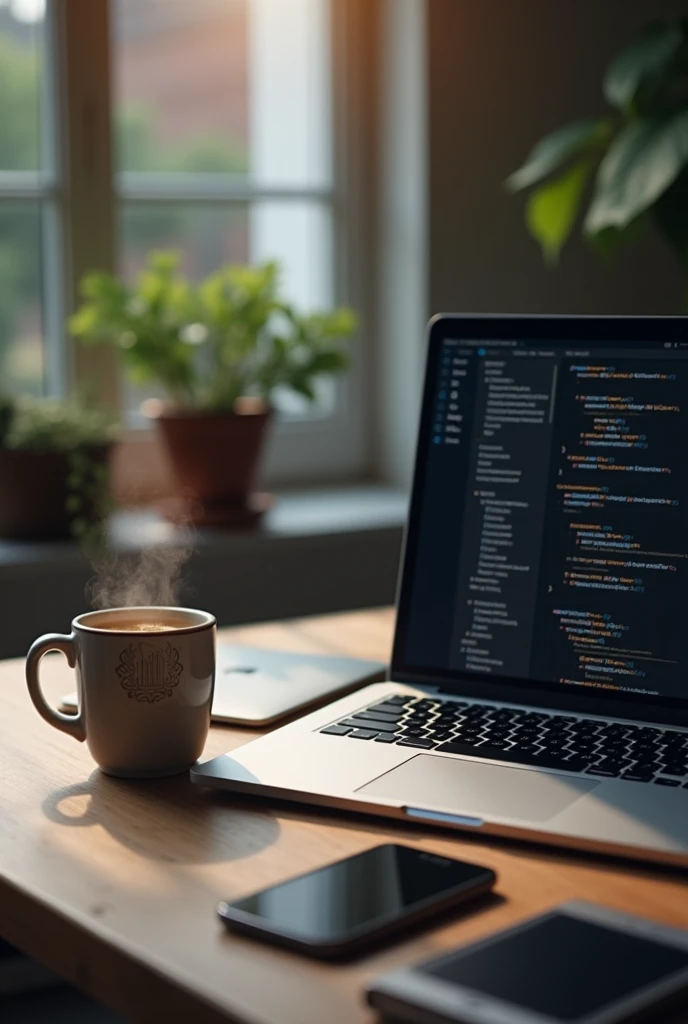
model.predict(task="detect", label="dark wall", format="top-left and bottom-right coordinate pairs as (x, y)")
top-left (428, 0), bottom-right (685, 315)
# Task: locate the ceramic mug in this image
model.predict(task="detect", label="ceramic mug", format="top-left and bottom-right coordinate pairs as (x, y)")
top-left (26, 606), bottom-right (216, 778)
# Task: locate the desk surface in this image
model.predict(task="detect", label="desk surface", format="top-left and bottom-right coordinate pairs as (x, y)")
top-left (1, 608), bottom-right (687, 1024)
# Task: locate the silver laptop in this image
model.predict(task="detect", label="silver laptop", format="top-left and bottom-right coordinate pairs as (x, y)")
top-left (192, 314), bottom-right (688, 868)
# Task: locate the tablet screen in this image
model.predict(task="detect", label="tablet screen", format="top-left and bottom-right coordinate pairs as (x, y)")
top-left (424, 913), bottom-right (688, 1020)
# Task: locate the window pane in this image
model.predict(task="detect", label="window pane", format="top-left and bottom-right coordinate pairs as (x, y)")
top-left (120, 202), bottom-right (249, 279)
top-left (251, 200), bottom-right (334, 415)
top-left (0, 202), bottom-right (44, 394)
top-left (119, 200), bottom-right (331, 308)
top-left (113, 0), bottom-right (331, 187)
top-left (251, 199), bottom-right (332, 309)
top-left (0, 0), bottom-right (44, 171)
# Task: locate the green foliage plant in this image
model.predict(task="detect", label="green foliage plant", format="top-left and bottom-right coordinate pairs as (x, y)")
top-left (69, 252), bottom-right (358, 411)
top-left (506, 20), bottom-right (688, 282)
top-left (0, 395), bottom-right (118, 545)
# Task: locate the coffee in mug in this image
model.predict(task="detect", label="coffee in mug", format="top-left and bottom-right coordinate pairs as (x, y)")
top-left (26, 607), bottom-right (216, 778)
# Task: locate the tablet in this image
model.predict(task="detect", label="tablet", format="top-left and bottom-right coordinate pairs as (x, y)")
top-left (367, 901), bottom-right (688, 1024)
top-left (60, 643), bottom-right (386, 726)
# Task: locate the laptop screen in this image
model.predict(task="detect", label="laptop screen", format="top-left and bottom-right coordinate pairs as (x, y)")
top-left (395, 316), bottom-right (688, 716)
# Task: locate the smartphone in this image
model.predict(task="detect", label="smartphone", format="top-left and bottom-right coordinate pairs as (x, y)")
top-left (368, 900), bottom-right (688, 1024)
top-left (217, 843), bottom-right (496, 959)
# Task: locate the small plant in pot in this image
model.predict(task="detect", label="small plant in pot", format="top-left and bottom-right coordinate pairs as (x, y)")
top-left (0, 395), bottom-right (118, 541)
top-left (70, 252), bottom-right (358, 526)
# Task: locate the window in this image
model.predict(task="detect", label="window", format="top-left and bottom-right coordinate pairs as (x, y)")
top-left (0, 0), bottom-right (369, 483)
top-left (0, 0), bottom-right (62, 397)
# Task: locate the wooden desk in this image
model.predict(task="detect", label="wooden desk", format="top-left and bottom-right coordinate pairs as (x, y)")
top-left (1, 608), bottom-right (687, 1024)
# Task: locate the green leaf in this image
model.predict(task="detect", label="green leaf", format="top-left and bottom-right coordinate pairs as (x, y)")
top-left (505, 120), bottom-right (612, 192)
top-left (653, 169), bottom-right (688, 269)
top-left (585, 112), bottom-right (688, 234)
top-left (603, 21), bottom-right (684, 113)
top-left (586, 215), bottom-right (646, 264)
top-left (525, 157), bottom-right (593, 263)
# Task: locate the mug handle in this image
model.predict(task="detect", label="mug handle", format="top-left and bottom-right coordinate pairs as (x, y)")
top-left (26, 633), bottom-right (86, 742)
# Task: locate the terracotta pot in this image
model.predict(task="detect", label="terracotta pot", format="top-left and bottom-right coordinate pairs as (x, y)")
top-left (0, 445), bottom-right (111, 540)
top-left (155, 406), bottom-right (272, 525)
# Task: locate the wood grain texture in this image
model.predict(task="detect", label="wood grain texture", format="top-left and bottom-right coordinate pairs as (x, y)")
top-left (1, 607), bottom-right (687, 1024)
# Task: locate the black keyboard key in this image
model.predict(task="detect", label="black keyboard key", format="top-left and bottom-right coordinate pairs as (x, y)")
top-left (586, 767), bottom-right (621, 777)
top-left (489, 710), bottom-right (521, 723)
top-left (655, 777), bottom-right (681, 787)
top-left (397, 738), bottom-right (436, 749)
top-left (661, 766), bottom-right (687, 777)
top-left (595, 760), bottom-right (627, 772)
top-left (350, 711), bottom-right (402, 725)
top-left (374, 733), bottom-right (398, 743)
top-left (483, 728), bottom-right (511, 740)
top-left (342, 717), bottom-right (399, 733)
top-left (450, 733), bottom-right (485, 747)
top-left (519, 713), bottom-right (548, 725)
top-left (349, 729), bottom-right (379, 740)
top-left (622, 773), bottom-right (653, 783)
top-left (376, 696), bottom-right (407, 707)
top-left (364, 704), bottom-right (405, 716)
top-left (320, 725), bottom-right (352, 736)
top-left (435, 741), bottom-right (585, 773)
top-left (529, 754), bottom-right (587, 772)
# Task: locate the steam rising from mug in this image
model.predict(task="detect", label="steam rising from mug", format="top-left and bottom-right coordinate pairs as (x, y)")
top-left (87, 536), bottom-right (194, 610)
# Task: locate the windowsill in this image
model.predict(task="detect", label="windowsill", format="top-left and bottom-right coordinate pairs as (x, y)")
top-left (0, 485), bottom-right (407, 659)
top-left (0, 484), bottom-right (407, 568)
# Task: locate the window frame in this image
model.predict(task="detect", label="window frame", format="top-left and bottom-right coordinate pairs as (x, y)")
top-left (0, 0), bottom-right (68, 398)
top-left (50, 0), bottom-right (372, 485)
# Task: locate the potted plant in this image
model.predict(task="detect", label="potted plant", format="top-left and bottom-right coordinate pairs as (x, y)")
top-left (70, 252), bottom-right (358, 526)
top-left (506, 20), bottom-right (688, 289)
top-left (0, 395), bottom-right (118, 541)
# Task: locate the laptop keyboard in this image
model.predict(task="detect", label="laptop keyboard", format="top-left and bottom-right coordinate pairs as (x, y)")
top-left (319, 696), bottom-right (688, 787)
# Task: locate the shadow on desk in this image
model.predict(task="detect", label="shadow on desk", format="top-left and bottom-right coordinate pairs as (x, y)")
top-left (211, 788), bottom-right (688, 884)
top-left (42, 770), bottom-right (280, 865)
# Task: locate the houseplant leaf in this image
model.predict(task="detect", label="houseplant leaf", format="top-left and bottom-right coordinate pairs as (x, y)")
top-left (525, 157), bottom-right (593, 263)
top-left (603, 21), bottom-right (684, 113)
top-left (653, 169), bottom-right (688, 269)
top-left (586, 215), bottom-right (646, 263)
top-left (506, 119), bottom-right (612, 192)
top-left (584, 111), bottom-right (688, 234)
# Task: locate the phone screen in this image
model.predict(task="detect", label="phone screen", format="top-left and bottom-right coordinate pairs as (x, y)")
top-left (226, 844), bottom-right (491, 943)
top-left (424, 913), bottom-right (688, 1021)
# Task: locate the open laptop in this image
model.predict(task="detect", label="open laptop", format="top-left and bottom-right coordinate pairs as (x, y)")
top-left (192, 315), bottom-right (688, 867)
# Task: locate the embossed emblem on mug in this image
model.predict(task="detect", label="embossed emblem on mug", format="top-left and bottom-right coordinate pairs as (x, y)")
top-left (116, 641), bottom-right (183, 702)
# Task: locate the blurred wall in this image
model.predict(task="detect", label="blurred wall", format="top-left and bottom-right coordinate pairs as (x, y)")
top-left (428, 0), bottom-right (686, 315)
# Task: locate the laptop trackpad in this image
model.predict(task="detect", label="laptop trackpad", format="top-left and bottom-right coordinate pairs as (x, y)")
top-left (358, 755), bottom-right (598, 823)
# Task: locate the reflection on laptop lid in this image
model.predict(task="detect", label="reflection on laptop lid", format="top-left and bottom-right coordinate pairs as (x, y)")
top-left (393, 315), bottom-right (688, 724)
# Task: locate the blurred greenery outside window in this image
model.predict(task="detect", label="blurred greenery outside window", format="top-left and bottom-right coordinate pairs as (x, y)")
top-left (0, 0), bottom-right (349, 458)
